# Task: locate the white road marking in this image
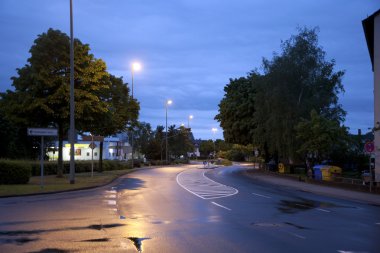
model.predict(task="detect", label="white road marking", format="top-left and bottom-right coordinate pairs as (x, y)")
top-left (337, 251), bottom-right (369, 253)
top-left (106, 200), bottom-right (117, 205)
top-left (176, 169), bottom-right (238, 199)
top-left (295, 203), bottom-right (330, 213)
top-left (211, 201), bottom-right (231, 211)
top-left (104, 194), bottom-right (117, 199)
top-left (288, 232), bottom-right (306, 239)
top-left (252, 193), bottom-right (271, 199)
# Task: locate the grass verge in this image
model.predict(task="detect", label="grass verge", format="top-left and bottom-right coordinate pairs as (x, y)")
top-left (0, 169), bottom-right (132, 197)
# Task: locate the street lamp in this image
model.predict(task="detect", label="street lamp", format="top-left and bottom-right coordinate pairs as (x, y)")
top-left (166, 99), bottom-right (172, 164)
top-left (211, 128), bottom-right (218, 158)
top-left (69, 0), bottom-right (75, 184)
top-left (130, 62), bottom-right (141, 169)
top-left (131, 62), bottom-right (141, 97)
top-left (188, 115), bottom-right (193, 128)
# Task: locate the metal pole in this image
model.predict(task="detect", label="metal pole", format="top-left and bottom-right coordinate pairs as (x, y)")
top-left (131, 68), bottom-right (134, 169)
top-left (91, 134), bottom-right (94, 177)
top-left (166, 103), bottom-right (168, 164)
top-left (69, 0), bottom-right (75, 184)
top-left (40, 136), bottom-right (44, 189)
top-left (370, 155), bottom-right (372, 192)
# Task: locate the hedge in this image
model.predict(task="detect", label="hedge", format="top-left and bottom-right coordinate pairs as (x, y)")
top-left (0, 160), bottom-right (32, 184)
top-left (24, 160), bottom-right (133, 177)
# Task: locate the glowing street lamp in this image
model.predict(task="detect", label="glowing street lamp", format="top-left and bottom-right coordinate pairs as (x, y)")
top-left (166, 99), bottom-right (172, 164)
top-left (188, 115), bottom-right (193, 128)
top-left (131, 62), bottom-right (141, 99)
top-left (130, 62), bottom-right (141, 169)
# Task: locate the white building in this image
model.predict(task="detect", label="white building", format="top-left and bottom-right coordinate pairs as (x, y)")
top-left (47, 135), bottom-right (132, 161)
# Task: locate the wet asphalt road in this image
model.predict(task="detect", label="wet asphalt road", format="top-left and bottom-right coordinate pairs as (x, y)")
top-left (1, 164), bottom-right (380, 252)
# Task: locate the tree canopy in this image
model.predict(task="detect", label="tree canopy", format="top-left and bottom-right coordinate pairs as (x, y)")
top-left (0, 28), bottom-right (138, 175)
top-left (215, 27), bottom-right (346, 163)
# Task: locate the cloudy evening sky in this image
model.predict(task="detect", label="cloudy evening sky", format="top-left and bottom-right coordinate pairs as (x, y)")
top-left (0, 0), bottom-right (378, 140)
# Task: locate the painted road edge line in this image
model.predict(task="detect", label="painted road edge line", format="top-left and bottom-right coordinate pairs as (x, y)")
top-left (252, 192), bottom-right (271, 199)
top-left (211, 201), bottom-right (232, 211)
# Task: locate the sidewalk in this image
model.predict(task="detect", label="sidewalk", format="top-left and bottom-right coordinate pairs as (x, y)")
top-left (244, 169), bottom-right (380, 205)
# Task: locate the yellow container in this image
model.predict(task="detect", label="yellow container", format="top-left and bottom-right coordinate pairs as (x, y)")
top-left (321, 168), bottom-right (331, 181)
top-left (278, 163), bottom-right (285, 173)
top-left (321, 166), bottom-right (342, 181)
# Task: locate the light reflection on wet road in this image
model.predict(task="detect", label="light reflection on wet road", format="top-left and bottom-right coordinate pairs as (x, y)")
top-left (1, 164), bottom-right (380, 252)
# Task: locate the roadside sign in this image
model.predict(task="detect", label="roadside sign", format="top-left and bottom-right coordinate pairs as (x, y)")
top-left (89, 142), bottom-right (97, 149)
top-left (27, 128), bottom-right (58, 136)
top-left (365, 141), bottom-right (375, 153)
top-left (27, 128), bottom-right (57, 189)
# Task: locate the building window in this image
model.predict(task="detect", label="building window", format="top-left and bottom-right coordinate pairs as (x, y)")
top-left (87, 152), bottom-right (90, 156)
top-left (94, 152), bottom-right (98, 156)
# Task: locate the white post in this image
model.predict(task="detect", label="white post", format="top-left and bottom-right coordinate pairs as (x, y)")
top-left (91, 134), bottom-right (94, 177)
top-left (374, 14), bottom-right (380, 183)
top-left (40, 136), bottom-right (44, 189)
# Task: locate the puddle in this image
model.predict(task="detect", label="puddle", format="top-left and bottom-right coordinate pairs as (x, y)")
top-left (251, 221), bottom-right (309, 230)
top-left (80, 238), bottom-right (110, 242)
top-left (128, 237), bottom-right (151, 252)
top-left (0, 223), bottom-right (126, 236)
top-left (278, 198), bottom-right (352, 213)
top-left (251, 222), bottom-right (282, 227)
top-left (0, 237), bottom-right (38, 245)
top-left (150, 220), bottom-right (171, 225)
top-left (283, 222), bottom-right (308, 229)
top-left (87, 223), bottom-right (125, 230)
top-left (116, 178), bottom-right (145, 190)
top-left (29, 248), bottom-right (71, 253)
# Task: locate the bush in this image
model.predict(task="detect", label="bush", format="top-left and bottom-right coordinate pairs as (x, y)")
top-left (0, 160), bottom-right (31, 184)
top-left (173, 158), bottom-right (189, 164)
top-left (216, 159), bottom-right (233, 166)
top-left (149, 160), bottom-right (167, 166)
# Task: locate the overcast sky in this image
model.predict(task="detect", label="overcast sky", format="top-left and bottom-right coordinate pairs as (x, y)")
top-left (0, 0), bottom-right (378, 140)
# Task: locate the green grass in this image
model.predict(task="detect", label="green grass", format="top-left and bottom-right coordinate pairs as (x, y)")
top-left (0, 169), bottom-right (132, 197)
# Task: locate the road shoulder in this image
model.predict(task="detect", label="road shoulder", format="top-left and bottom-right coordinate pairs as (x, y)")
top-left (244, 169), bottom-right (380, 205)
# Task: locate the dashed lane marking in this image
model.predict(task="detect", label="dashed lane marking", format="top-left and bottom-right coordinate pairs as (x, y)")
top-left (211, 201), bottom-right (232, 211)
top-left (176, 169), bottom-right (238, 200)
top-left (288, 232), bottom-right (306, 239)
top-left (252, 192), bottom-right (272, 199)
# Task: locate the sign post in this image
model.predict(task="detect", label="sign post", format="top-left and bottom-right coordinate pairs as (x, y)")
top-left (27, 128), bottom-right (58, 189)
top-left (365, 141), bottom-right (375, 192)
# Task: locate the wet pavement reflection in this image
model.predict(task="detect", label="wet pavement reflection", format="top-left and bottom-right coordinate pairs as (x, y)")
top-left (278, 197), bottom-right (355, 213)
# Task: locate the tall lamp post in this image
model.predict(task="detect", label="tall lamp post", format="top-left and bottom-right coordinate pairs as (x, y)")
top-left (69, 0), bottom-right (75, 184)
top-left (130, 62), bottom-right (141, 168)
top-left (165, 99), bottom-right (172, 164)
top-left (211, 127), bottom-right (218, 159)
top-left (188, 115), bottom-right (193, 128)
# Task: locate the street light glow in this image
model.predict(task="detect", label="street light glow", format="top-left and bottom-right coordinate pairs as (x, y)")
top-left (212, 127), bottom-right (218, 133)
top-left (189, 115), bottom-right (193, 119)
top-left (167, 99), bottom-right (173, 105)
top-left (132, 62), bottom-right (142, 72)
